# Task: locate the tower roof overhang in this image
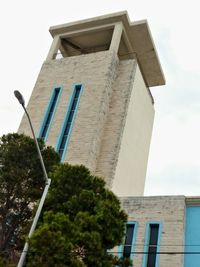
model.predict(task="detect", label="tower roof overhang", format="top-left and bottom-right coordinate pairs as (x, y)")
top-left (49, 11), bottom-right (165, 87)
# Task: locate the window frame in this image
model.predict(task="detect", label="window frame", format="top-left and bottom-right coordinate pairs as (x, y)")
top-left (56, 83), bottom-right (83, 161)
top-left (142, 222), bottom-right (162, 267)
top-left (118, 221), bottom-right (138, 261)
top-left (38, 86), bottom-right (62, 142)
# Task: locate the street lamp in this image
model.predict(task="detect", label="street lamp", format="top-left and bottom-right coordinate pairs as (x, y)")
top-left (14, 90), bottom-right (51, 267)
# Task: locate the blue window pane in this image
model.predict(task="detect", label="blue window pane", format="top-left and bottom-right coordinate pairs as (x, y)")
top-left (58, 85), bottom-right (82, 158)
top-left (40, 87), bottom-right (61, 140)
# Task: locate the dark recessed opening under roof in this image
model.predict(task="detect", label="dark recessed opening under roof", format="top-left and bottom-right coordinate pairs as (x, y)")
top-left (58, 28), bottom-right (114, 58)
top-left (50, 11), bottom-right (165, 86)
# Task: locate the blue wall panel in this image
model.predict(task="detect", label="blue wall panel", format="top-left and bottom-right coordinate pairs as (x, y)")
top-left (184, 206), bottom-right (200, 266)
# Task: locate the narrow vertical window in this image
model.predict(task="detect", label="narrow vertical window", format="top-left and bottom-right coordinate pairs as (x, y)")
top-left (38, 87), bottom-right (62, 141)
top-left (57, 84), bottom-right (83, 160)
top-left (143, 223), bottom-right (161, 267)
top-left (118, 222), bottom-right (137, 261)
top-left (123, 224), bottom-right (135, 258)
top-left (147, 224), bottom-right (159, 267)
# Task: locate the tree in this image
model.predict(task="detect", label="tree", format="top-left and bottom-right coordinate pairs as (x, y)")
top-left (0, 133), bottom-right (60, 263)
top-left (27, 164), bottom-right (131, 267)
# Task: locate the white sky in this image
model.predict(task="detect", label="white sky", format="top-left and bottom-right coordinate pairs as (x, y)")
top-left (1, 0), bottom-right (200, 196)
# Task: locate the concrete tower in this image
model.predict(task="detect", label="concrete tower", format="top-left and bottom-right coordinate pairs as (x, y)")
top-left (18, 11), bottom-right (165, 197)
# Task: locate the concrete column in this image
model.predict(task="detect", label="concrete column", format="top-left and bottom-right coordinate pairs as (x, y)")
top-left (46, 35), bottom-right (61, 60)
top-left (109, 22), bottom-right (123, 53)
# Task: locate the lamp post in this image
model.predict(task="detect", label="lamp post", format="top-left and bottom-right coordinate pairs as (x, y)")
top-left (14, 90), bottom-right (51, 267)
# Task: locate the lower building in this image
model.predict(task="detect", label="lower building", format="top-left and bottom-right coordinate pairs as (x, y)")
top-left (117, 196), bottom-right (200, 267)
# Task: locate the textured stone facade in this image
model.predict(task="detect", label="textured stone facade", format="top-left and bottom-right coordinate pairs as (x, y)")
top-left (95, 59), bottom-right (137, 186)
top-left (120, 196), bottom-right (186, 267)
top-left (18, 49), bottom-right (154, 193)
top-left (19, 50), bottom-right (119, 173)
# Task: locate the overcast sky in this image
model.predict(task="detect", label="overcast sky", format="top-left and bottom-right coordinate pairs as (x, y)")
top-left (1, 0), bottom-right (200, 196)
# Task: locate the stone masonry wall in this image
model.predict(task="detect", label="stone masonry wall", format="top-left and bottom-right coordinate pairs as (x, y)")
top-left (18, 50), bottom-right (119, 172)
top-left (18, 50), bottom-right (153, 191)
top-left (120, 196), bottom-right (186, 267)
top-left (95, 59), bottom-right (137, 187)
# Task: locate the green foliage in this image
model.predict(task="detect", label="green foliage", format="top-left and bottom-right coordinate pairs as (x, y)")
top-left (0, 133), bottom-right (60, 262)
top-left (27, 164), bottom-right (131, 267)
top-left (0, 256), bottom-right (16, 267)
top-left (0, 133), bottom-right (131, 266)
top-left (115, 257), bottom-right (133, 267)
top-left (27, 211), bottom-right (85, 267)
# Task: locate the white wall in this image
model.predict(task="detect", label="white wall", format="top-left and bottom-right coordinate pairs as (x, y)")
top-left (112, 64), bottom-right (154, 196)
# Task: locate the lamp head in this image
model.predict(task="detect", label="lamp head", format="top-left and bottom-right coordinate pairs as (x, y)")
top-left (14, 90), bottom-right (25, 106)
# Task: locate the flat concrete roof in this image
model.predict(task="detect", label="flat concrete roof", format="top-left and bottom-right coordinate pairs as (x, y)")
top-left (50, 11), bottom-right (165, 87)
